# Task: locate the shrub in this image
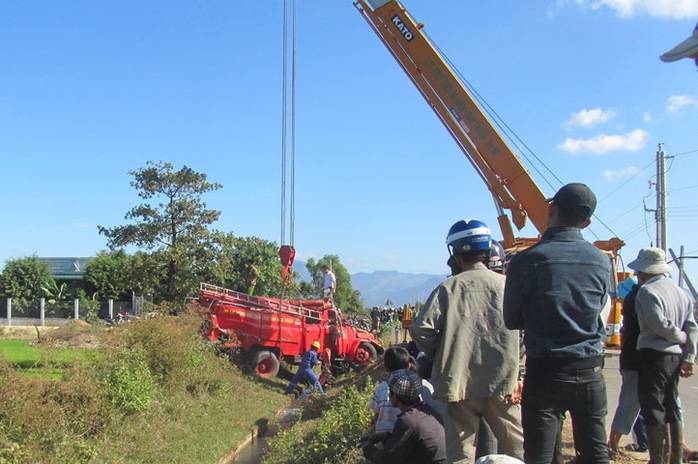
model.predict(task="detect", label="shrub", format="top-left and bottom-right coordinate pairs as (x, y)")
top-left (107, 312), bottom-right (236, 396)
top-left (264, 378), bottom-right (374, 464)
top-left (379, 317), bottom-right (402, 346)
top-left (98, 348), bottom-right (159, 413)
top-left (0, 358), bottom-right (111, 463)
top-left (0, 311), bottom-right (276, 463)
top-left (78, 295), bottom-right (101, 323)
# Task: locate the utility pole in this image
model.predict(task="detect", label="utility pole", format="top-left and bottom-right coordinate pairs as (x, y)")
top-left (655, 143), bottom-right (668, 252)
top-left (678, 245), bottom-right (685, 288)
top-left (669, 248), bottom-right (697, 300)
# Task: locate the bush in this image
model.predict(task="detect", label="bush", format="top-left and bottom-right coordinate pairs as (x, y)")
top-left (0, 358), bottom-right (110, 463)
top-left (78, 296), bottom-right (101, 323)
top-left (106, 311), bottom-right (236, 396)
top-left (0, 311), bottom-right (280, 463)
top-left (379, 317), bottom-right (402, 346)
top-left (98, 348), bottom-right (159, 413)
top-left (264, 378), bottom-right (374, 464)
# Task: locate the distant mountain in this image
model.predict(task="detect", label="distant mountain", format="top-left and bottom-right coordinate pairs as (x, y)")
top-left (292, 260), bottom-right (445, 308)
top-left (350, 271), bottom-right (446, 308)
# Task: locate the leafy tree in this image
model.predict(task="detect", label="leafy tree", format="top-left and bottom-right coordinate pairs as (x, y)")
top-left (205, 234), bottom-right (295, 298)
top-left (85, 250), bottom-right (136, 300)
top-left (305, 255), bottom-right (363, 313)
top-left (98, 161), bottom-right (222, 302)
top-left (231, 236), bottom-right (288, 297)
top-left (0, 255), bottom-right (53, 301)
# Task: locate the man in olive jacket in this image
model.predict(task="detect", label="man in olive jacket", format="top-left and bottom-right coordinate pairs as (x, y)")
top-left (412, 218), bottom-right (523, 463)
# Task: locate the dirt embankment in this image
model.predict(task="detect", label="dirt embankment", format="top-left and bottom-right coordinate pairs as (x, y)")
top-left (1, 322), bottom-right (104, 349)
top-left (0, 326), bottom-right (57, 340)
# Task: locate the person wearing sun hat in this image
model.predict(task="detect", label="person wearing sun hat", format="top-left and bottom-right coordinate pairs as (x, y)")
top-left (660, 21), bottom-right (698, 69)
top-left (629, 247), bottom-right (698, 464)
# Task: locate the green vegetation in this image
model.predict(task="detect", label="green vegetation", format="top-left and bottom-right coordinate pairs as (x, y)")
top-left (263, 377), bottom-right (375, 464)
top-left (0, 314), bottom-right (290, 463)
top-left (97, 161), bottom-right (225, 302)
top-left (0, 339), bottom-right (93, 379)
top-left (0, 160), bottom-right (374, 461)
top-left (0, 255), bottom-right (52, 301)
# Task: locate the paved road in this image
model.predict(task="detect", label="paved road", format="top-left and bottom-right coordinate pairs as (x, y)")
top-left (603, 352), bottom-right (698, 448)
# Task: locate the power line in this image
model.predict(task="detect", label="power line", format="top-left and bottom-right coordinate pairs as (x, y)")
top-left (669, 184), bottom-right (698, 193)
top-left (605, 202), bottom-right (648, 226)
top-left (673, 148), bottom-right (698, 157)
top-left (599, 159), bottom-right (655, 203)
top-left (620, 219), bottom-right (654, 241)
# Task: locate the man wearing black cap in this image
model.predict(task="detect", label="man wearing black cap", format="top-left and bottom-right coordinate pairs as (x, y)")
top-left (503, 183), bottom-right (613, 463)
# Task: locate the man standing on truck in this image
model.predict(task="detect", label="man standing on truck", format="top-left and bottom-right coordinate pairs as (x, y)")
top-left (242, 259), bottom-right (259, 295)
top-left (503, 182), bottom-right (611, 463)
top-left (321, 265), bottom-right (336, 300)
top-left (284, 340), bottom-right (325, 396)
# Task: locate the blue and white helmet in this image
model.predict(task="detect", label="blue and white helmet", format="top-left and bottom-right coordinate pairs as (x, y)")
top-left (446, 219), bottom-right (492, 254)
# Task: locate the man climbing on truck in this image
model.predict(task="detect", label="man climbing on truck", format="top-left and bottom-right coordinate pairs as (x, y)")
top-left (242, 259), bottom-right (259, 295)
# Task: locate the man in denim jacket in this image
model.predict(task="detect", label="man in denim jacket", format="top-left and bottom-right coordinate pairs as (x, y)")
top-left (503, 183), bottom-right (613, 464)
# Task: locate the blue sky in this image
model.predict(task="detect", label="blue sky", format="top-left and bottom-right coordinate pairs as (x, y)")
top-left (1, 0), bottom-right (697, 292)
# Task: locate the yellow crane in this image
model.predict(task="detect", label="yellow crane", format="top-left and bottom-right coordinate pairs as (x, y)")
top-left (354, 0), bottom-right (626, 345)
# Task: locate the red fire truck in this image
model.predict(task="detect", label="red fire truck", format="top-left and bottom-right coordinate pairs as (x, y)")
top-left (198, 283), bottom-right (383, 378)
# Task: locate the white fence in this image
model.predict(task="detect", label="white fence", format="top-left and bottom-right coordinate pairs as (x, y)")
top-left (1, 297), bottom-right (143, 327)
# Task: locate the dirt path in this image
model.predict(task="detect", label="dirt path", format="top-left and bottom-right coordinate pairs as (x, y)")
top-left (1, 323), bottom-right (104, 349)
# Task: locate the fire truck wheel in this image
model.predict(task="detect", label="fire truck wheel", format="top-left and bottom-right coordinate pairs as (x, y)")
top-left (249, 350), bottom-right (280, 379)
top-left (353, 342), bottom-right (378, 367)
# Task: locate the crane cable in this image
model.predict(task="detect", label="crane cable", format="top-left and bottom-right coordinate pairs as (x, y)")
top-left (280, 0), bottom-right (296, 247)
top-left (279, 0), bottom-right (297, 290)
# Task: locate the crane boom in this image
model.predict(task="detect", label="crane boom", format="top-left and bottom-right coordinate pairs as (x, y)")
top-left (354, 0), bottom-right (549, 249)
top-left (355, 0), bottom-right (626, 347)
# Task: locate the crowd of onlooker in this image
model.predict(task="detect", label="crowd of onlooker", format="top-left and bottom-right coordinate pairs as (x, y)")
top-left (353, 183), bottom-right (697, 464)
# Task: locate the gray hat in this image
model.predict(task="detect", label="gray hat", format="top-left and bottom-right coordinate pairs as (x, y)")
top-left (627, 247), bottom-right (672, 275)
top-left (388, 369), bottom-right (422, 401)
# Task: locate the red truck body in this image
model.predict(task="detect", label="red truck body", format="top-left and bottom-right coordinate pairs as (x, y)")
top-left (198, 283), bottom-right (383, 378)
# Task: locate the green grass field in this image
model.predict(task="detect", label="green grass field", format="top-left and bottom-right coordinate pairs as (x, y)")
top-left (0, 320), bottom-right (294, 463)
top-left (0, 339), bottom-right (92, 378)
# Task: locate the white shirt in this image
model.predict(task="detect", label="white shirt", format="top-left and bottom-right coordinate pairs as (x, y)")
top-left (324, 270), bottom-right (336, 290)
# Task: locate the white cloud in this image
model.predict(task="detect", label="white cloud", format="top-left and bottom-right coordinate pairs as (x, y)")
top-left (565, 108), bottom-right (616, 128)
top-left (666, 95), bottom-right (698, 113)
top-left (602, 165), bottom-right (642, 180)
top-left (566, 0), bottom-right (698, 19)
top-left (642, 112), bottom-right (652, 123)
top-left (558, 128), bottom-right (649, 154)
